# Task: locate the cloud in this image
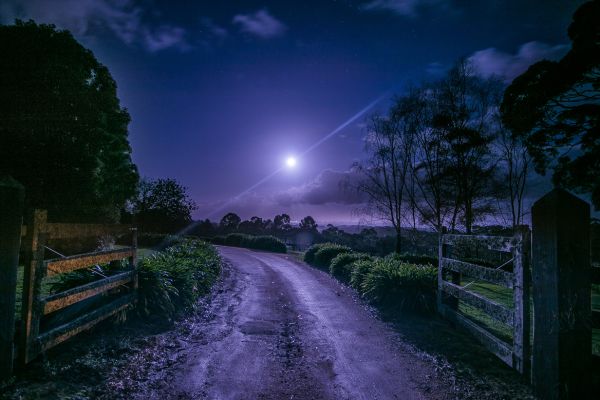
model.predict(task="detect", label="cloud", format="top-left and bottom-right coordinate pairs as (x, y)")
top-left (143, 25), bottom-right (189, 52)
top-left (232, 9), bottom-right (286, 39)
top-left (0, 0), bottom-right (189, 52)
top-left (276, 169), bottom-right (367, 207)
top-left (193, 169), bottom-right (392, 225)
top-left (361, 0), bottom-right (444, 17)
top-left (200, 18), bottom-right (228, 39)
top-left (468, 41), bottom-right (569, 82)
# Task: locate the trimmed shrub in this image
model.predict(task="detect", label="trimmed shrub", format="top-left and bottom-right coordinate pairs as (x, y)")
top-left (362, 258), bottom-right (437, 314)
top-left (247, 235), bottom-right (287, 253)
top-left (303, 242), bottom-right (330, 264)
top-left (138, 239), bottom-right (221, 320)
top-left (388, 252), bottom-right (438, 267)
top-left (312, 243), bottom-right (352, 268)
top-left (350, 259), bottom-right (375, 291)
top-left (221, 233), bottom-right (287, 253)
top-left (224, 233), bottom-right (247, 247)
top-left (211, 235), bottom-right (226, 245)
top-left (330, 252), bottom-right (373, 283)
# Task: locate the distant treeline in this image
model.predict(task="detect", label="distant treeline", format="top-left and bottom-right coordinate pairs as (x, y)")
top-left (183, 212), bottom-right (530, 257)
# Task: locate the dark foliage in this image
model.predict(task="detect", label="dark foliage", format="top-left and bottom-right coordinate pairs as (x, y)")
top-left (299, 215), bottom-right (318, 232)
top-left (0, 21), bottom-right (138, 222)
top-left (501, 0), bottom-right (600, 208)
top-left (137, 239), bottom-right (221, 320)
top-left (219, 213), bottom-right (242, 233)
top-left (362, 257), bottom-right (437, 314)
top-left (303, 242), bottom-right (329, 265)
top-left (311, 243), bottom-right (352, 268)
top-left (223, 233), bottom-right (287, 253)
top-left (387, 253), bottom-right (438, 267)
top-left (329, 252), bottom-right (373, 283)
top-left (349, 259), bottom-right (374, 292)
top-left (249, 235), bottom-right (287, 253)
top-left (131, 178), bottom-right (197, 233)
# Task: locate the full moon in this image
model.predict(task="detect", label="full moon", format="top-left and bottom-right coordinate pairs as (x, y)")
top-left (286, 156), bottom-right (297, 168)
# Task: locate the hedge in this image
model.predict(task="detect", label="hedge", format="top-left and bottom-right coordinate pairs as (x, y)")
top-left (304, 243), bottom-right (352, 268)
top-left (329, 252), bottom-right (373, 283)
top-left (221, 233), bottom-right (287, 253)
top-left (361, 257), bottom-right (437, 314)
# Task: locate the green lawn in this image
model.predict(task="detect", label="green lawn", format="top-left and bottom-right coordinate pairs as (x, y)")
top-left (458, 280), bottom-right (600, 355)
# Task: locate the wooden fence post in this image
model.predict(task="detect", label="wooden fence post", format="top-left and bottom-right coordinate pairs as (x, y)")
top-left (437, 226), bottom-right (447, 312)
top-left (0, 176), bottom-right (24, 380)
top-left (512, 225), bottom-right (531, 377)
top-left (19, 210), bottom-right (46, 367)
top-left (531, 189), bottom-right (591, 399)
top-left (130, 228), bottom-right (138, 291)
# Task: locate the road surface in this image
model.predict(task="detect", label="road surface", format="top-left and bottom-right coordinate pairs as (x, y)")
top-left (151, 246), bottom-right (451, 400)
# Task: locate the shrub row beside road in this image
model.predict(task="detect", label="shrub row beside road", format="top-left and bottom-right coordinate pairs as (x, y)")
top-left (304, 243), bottom-right (437, 314)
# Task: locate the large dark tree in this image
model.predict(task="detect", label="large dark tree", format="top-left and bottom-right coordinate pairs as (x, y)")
top-left (219, 212), bottom-right (241, 232)
top-left (299, 216), bottom-right (318, 232)
top-left (131, 178), bottom-right (197, 233)
top-left (501, 0), bottom-right (600, 208)
top-left (273, 213), bottom-right (291, 232)
top-left (356, 93), bottom-right (419, 252)
top-left (430, 60), bottom-right (500, 233)
top-left (0, 21), bottom-right (138, 222)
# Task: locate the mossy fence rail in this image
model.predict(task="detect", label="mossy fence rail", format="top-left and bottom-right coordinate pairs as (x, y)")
top-left (0, 179), bottom-right (137, 380)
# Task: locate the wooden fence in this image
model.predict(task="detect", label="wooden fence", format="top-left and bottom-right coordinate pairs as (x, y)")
top-left (594, 266), bottom-right (600, 340)
top-left (437, 227), bottom-right (530, 375)
top-left (18, 209), bottom-right (137, 366)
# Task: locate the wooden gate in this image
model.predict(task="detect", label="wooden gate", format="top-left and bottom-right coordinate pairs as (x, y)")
top-left (437, 227), bottom-right (531, 375)
top-left (18, 210), bottom-right (138, 365)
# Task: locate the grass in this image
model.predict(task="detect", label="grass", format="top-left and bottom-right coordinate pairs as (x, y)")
top-left (460, 279), bottom-right (600, 355)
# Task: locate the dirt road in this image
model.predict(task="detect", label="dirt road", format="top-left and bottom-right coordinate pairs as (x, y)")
top-left (147, 246), bottom-right (452, 400)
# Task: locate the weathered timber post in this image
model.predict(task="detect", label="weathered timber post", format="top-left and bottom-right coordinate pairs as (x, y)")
top-left (512, 225), bottom-right (531, 376)
top-left (130, 227), bottom-right (138, 291)
top-left (0, 176), bottom-right (24, 380)
top-left (18, 209), bottom-right (46, 366)
top-left (531, 189), bottom-right (591, 399)
top-left (437, 226), bottom-right (447, 312)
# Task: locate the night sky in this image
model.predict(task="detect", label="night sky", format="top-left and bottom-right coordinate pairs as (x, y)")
top-left (0, 0), bottom-right (586, 224)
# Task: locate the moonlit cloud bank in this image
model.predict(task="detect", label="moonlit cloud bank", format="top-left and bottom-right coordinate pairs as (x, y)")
top-left (232, 9), bottom-right (286, 39)
top-left (0, 0), bottom-right (190, 52)
top-left (468, 41), bottom-right (569, 82)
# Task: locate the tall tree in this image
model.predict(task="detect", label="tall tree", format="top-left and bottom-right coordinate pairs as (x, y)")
top-left (0, 21), bottom-right (138, 222)
top-left (501, 0), bottom-right (600, 208)
top-left (299, 216), bottom-right (318, 232)
top-left (273, 213), bottom-right (291, 232)
top-left (430, 60), bottom-right (500, 233)
top-left (131, 178), bottom-right (197, 233)
top-left (408, 88), bottom-right (455, 232)
top-left (356, 93), bottom-right (418, 252)
top-left (495, 125), bottom-right (530, 228)
top-left (220, 212), bottom-right (241, 232)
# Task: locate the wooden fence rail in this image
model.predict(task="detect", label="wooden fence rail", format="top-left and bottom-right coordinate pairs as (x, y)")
top-left (438, 227), bottom-right (531, 375)
top-left (17, 209), bottom-right (137, 366)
